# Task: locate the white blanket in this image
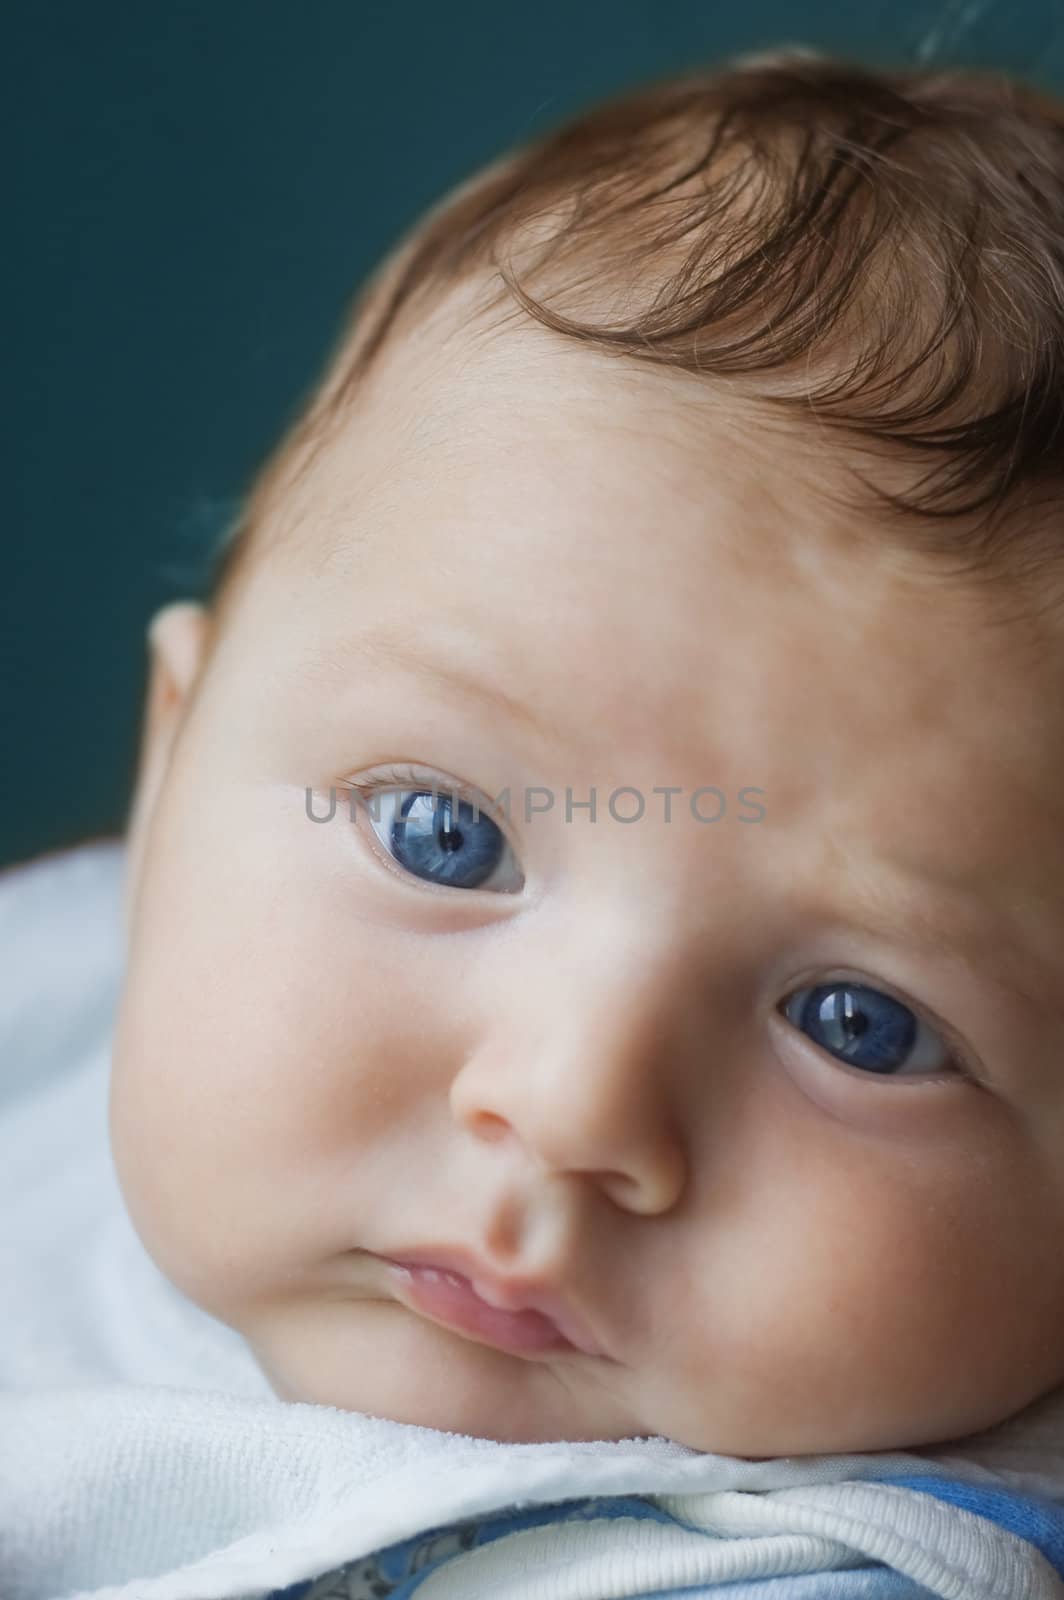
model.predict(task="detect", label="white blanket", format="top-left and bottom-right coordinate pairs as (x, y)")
top-left (3, 839), bottom-right (1064, 1600)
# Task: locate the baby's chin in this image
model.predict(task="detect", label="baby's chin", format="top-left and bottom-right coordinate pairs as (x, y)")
top-left (253, 1352), bottom-right (780, 1456)
top-left (217, 1294), bottom-right (997, 1459)
top-left (254, 1350), bottom-right (862, 1457)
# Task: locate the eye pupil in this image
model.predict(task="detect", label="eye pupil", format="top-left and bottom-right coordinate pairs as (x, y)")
top-left (437, 796), bottom-right (465, 854)
top-left (830, 990), bottom-right (868, 1041)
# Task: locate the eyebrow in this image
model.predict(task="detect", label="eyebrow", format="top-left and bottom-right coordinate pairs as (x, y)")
top-left (304, 626), bottom-right (558, 745)
top-left (810, 850), bottom-right (1063, 1022)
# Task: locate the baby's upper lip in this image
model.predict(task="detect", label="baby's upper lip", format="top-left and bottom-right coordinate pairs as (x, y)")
top-left (371, 1244), bottom-right (609, 1357)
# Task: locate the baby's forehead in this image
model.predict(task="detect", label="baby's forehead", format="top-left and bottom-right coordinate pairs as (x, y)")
top-left (261, 339), bottom-right (1057, 718)
top-left (291, 317), bottom-right (833, 578)
top-left (247, 280), bottom-right (1064, 688)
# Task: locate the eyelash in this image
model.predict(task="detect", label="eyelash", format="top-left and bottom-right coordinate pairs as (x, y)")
top-left (339, 763), bottom-right (505, 827)
top-left (335, 767), bottom-right (981, 1087)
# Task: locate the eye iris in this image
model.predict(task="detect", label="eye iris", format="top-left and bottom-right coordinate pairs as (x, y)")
top-left (798, 982), bottom-right (917, 1075)
top-left (389, 792), bottom-right (504, 888)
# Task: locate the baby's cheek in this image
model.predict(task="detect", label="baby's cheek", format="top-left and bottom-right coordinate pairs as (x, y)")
top-left (658, 1105), bottom-right (1064, 1455)
top-left (108, 1015), bottom-right (202, 1302)
top-left (108, 961), bottom-right (280, 1317)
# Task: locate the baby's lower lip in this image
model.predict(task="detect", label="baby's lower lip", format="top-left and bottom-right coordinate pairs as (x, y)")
top-left (383, 1261), bottom-right (579, 1356)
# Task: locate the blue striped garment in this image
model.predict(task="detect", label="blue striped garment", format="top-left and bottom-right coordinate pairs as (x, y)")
top-left (261, 1472), bottom-right (1064, 1599)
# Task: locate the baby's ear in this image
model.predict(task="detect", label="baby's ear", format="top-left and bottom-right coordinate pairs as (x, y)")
top-left (143, 601), bottom-right (210, 727)
top-left (122, 601), bottom-right (210, 932)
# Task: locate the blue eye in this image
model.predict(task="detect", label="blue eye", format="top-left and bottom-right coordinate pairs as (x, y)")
top-left (779, 980), bottom-right (959, 1079)
top-left (356, 781), bottom-right (524, 893)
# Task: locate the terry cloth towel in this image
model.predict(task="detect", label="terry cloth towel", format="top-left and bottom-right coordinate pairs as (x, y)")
top-left (2, 838), bottom-right (1064, 1600)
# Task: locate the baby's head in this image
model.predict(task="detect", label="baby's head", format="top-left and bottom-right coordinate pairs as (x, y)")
top-left (109, 51), bottom-right (1064, 1456)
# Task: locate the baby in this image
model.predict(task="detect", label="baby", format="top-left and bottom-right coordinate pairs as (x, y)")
top-left (104, 44), bottom-right (1064, 1478)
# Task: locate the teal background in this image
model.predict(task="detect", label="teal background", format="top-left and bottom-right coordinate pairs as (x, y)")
top-left (7, 0), bottom-right (1064, 870)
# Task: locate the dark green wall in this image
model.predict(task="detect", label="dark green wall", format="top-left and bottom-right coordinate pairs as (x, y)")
top-left (7, 1), bottom-right (1063, 869)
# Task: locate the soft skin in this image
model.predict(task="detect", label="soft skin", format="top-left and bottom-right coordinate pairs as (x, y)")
top-left (111, 302), bottom-right (1064, 1454)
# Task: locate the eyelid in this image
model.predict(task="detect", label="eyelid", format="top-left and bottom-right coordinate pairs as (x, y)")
top-left (779, 967), bottom-right (986, 1086)
top-left (339, 763), bottom-right (525, 896)
top-left (341, 762), bottom-right (517, 842)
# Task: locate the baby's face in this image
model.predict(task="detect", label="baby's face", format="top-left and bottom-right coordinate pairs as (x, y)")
top-left (111, 305), bottom-right (1064, 1454)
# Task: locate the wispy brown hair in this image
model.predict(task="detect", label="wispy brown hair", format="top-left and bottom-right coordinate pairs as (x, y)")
top-left (207, 49), bottom-right (1064, 625)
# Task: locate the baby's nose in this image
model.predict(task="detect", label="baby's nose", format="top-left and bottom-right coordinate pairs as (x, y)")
top-left (448, 971), bottom-right (689, 1217)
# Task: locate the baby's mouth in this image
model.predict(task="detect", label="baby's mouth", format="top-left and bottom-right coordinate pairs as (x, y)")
top-left (383, 1260), bottom-right (585, 1357)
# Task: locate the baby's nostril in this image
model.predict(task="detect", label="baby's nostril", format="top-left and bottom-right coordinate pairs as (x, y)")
top-left (472, 1112), bottom-right (509, 1142)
